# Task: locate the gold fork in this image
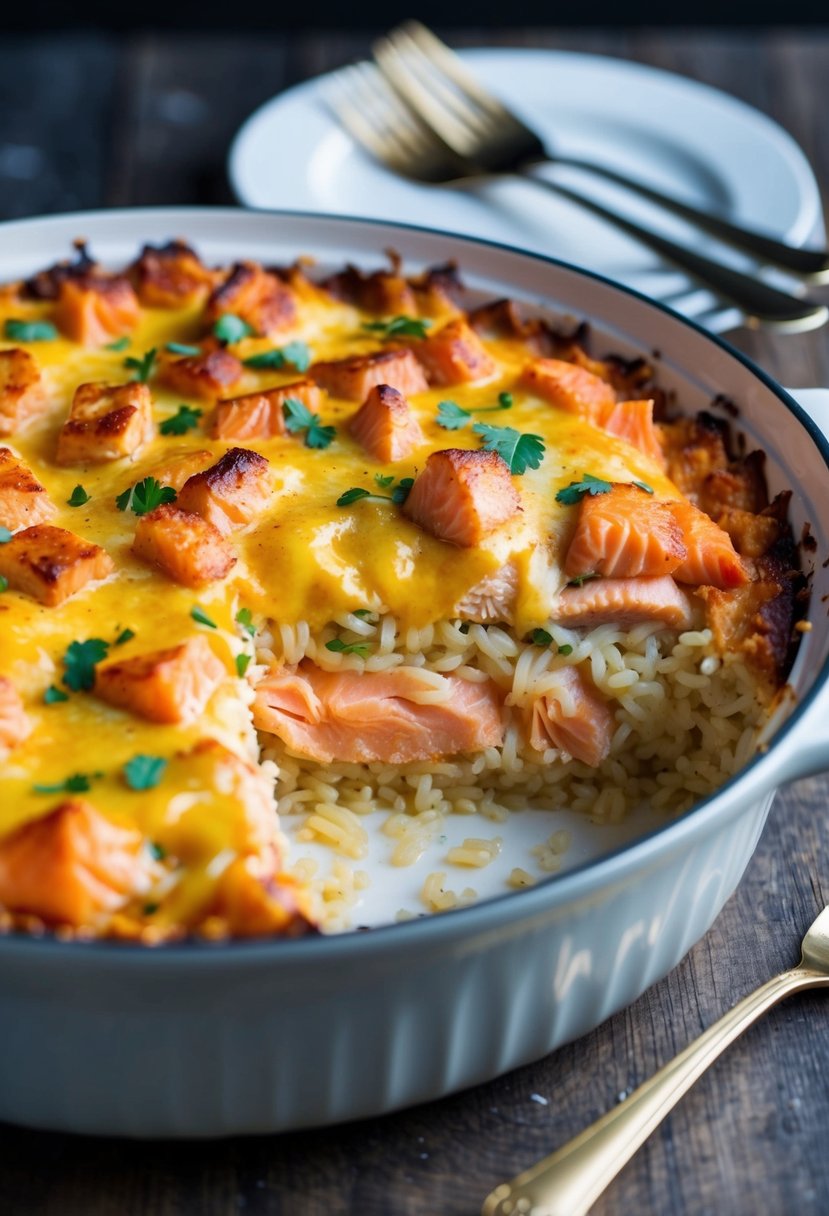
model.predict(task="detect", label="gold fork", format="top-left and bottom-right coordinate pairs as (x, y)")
top-left (482, 903), bottom-right (829, 1216)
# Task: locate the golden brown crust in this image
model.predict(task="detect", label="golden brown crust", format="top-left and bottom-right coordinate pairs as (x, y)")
top-left (0, 524), bottom-right (113, 605)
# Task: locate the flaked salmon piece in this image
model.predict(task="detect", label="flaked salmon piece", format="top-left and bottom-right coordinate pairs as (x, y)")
top-left (348, 384), bottom-right (424, 462)
top-left (132, 503), bottom-right (237, 587)
top-left (564, 484), bottom-right (687, 579)
top-left (0, 446), bottom-right (55, 529)
top-left (143, 447), bottom-right (214, 492)
top-left (253, 663), bottom-right (504, 764)
top-left (207, 856), bottom-right (316, 939)
top-left (603, 399), bottom-right (666, 468)
top-left (0, 348), bottom-right (47, 436)
top-left (129, 239), bottom-right (218, 308)
top-left (416, 319), bottom-right (497, 385)
top-left (667, 499), bottom-right (749, 589)
top-left (310, 348), bottom-right (428, 401)
top-left (528, 666), bottom-right (614, 767)
top-left (403, 448), bottom-right (521, 547)
top-left (178, 447), bottom-right (272, 534)
top-left (94, 635), bottom-right (226, 724)
top-left (455, 561), bottom-right (518, 623)
top-left (53, 275), bottom-right (140, 346)
top-left (0, 676), bottom-right (31, 752)
top-left (0, 524), bottom-right (113, 605)
top-left (206, 261), bottom-right (296, 337)
top-left (521, 357), bottom-right (616, 424)
top-left (161, 347), bottom-right (244, 401)
top-left (210, 379), bottom-right (323, 440)
top-left (0, 799), bottom-right (153, 927)
top-left (56, 381), bottom-right (154, 465)
top-left (551, 576), bottom-right (696, 630)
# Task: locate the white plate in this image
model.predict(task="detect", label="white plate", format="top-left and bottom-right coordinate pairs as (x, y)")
top-left (229, 49), bottom-right (824, 335)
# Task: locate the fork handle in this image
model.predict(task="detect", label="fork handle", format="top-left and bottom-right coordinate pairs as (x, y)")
top-left (518, 170), bottom-right (828, 332)
top-left (482, 966), bottom-right (828, 1216)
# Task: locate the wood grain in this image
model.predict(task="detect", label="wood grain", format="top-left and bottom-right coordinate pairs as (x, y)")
top-left (0, 27), bottom-right (827, 1216)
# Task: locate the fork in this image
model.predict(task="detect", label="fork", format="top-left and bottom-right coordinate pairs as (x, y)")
top-left (326, 61), bottom-right (827, 333)
top-left (375, 22), bottom-right (829, 285)
top-left (481, 902), bottom-right (829, 1216)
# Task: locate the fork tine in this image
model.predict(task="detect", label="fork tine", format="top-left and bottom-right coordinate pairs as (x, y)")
top-left (401, 21), bottom-right (518, 123)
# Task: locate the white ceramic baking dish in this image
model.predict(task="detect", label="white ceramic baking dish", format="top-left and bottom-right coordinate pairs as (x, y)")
top-left (0, 207), bottom-right (827, 1138)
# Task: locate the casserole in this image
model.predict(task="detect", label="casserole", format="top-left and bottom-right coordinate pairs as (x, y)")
top-left (0, 207), bottom-right (827, 1136)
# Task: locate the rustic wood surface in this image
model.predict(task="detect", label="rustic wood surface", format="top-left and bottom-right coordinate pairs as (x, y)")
top-left (0, 27), bottom-right (828, 1216)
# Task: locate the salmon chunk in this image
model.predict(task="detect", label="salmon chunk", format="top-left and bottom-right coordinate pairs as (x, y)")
top-left (178, 447), bottom-right (272, 534)
top-left (0, 446), bottom-right (55, 529)
top-left (56, 381), bottom-right (154, 465)
top-left (132, 503), bottom-right (237, 586)
top-left (143, 447), bottom-right (213, 492)
top-left (210, 380), bottom-right (323, 440)
top-left (208, 858), bottom-right (316, 939)
top-left (416, 319), bottom-right (497, 385)
top-left (454, 562), bottom-right (518, 623)
top-left (94, 635), bottom-right (226, 724)
top-left (53, 276), bottom-right (140, 346)
top-left (310, 348), bottom-right (428, 401)
top-left (667, 499), bottom-right (749, 589)
top-left (254, 664), bottom-right (504, 763)
top-left (564, 485), bottom-right (687, 579)
top-left (129, 239), bottom-right (217, 308)
top-left (0, 676), bottom-right (31, 752)
top-left (403, 448), bottom-right (521, 547)
top-left (603, 399), bottom-right (666, 468)
top-left (161, 348), bottom-right (244, 401)
top-left (0, 348), bottom-right (47, 436)
top-left (528, 666), bottom-right (614, 767)
top-left (348, 384), bottom-right (424, 462)
top-left (521, 358), bottom-right (616, 424)
top-left (552, 576), bottom-right (696, 630)
top-left (206, 261), bottom-right (296, 337)
top-left (0, 524), bottom-right (113, 605)
top-left (0, 799), bottom-right (152, 927)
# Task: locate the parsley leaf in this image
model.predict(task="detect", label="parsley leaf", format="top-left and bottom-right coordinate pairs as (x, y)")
top-left (114, 627), bottom-right (135, 646)
top-left (555, 474), bottom-right (613, 505)
top-left (62, 637), bottom-right (109, 691)
top-left (363, 315), bottom-right (431, 340)
top-left (124, 755), bottom-right (167, 791)
top-left (353, 608), bottom-right (373, 619)
top-left (391, 477), bottom-right (414, 505)
top-left (116, 477), bottom-right (177, 515)
top-left (558, 643), bottom-right (574, 656)
top-left (283, 397), bottom-right (336, 449)
top-left (473, 424), bottom-right (545, 475)
top-left (497, 391), bottom-right (513, 409)
top-left (44, 684), bottom-right (69, 704)
top-left (124, 347), bottom-right (157, 383)
top-left (235, 607), bottom-right (256, 638)
top-left (4, 318), bottom-right (58, 342)
top-left (436, 400), bottom-right (471, 430)
top-left (213, 314), bottom-right (253, 344)
top-left (325, 637), bottom-right (370, 657)
top-left (374, 473), bottom-right (395, 488)
top-left (337, 487), bottom-right (372, 507)
top-left (0, 526), bottom-right (11, 543)
top-left (567, 572), bottom-right (601, 588)
top-left (67, 484), bottom-right (90, 507)
top-left (235, 653), bottom-right (252, 678)
top-left (337, 474), bottom-right (413, 507)
top-left (165, 342), bottom-right (201, 356)
top-left (244, 340), bottom-right (311, 373)
top-left (105, 336), bottom-right (130, 352)
top-left (149, 841), bottom-right (167, 861)
top-left (159, 404), bottom-right (203, 436)
top-left (33, 773), bottom-right (94, 795)
top-left (0, 575), bottom-right (7, 593)
top-left (632, 480), bottom-right (654, 494)
top-left (191, 604), bottom-right (217, 629)
top-left (530, 628), bottom-right (553, 646)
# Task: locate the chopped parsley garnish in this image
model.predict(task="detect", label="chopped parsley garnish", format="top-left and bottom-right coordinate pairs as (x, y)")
top-left (43, 684), bottom-right (69, 704)
top-left (436, 393), bottom-right (514, 431)
top-left (558, 643), bottom-right (574, 656)
top-left (143, 902), bottom-right (160, 916)
top-left (149, 841), bottom-right (167, 862)
top-left (632, 479), bottom-right (654, 494)
top-left (191, 604), bottom-right (217, 629)
top-left (498, 391), bottom-right (513, 409)
top-left (567, 572), bottom-right (601, 588)
top-left (374, 473), bottom-right (395, 488)
top-left (4, 318), bottom-right (58, 342)
top-left (62, 637), bottom-right (110, 691)
top-left (235, 607), bottom-right (256, 638)
top-left (165, 342), bottom-right (201, 356)
top-left (114, 627), bottom-right (135, 646)
top-left (530, 628), bottom-right (553, 646)
top-left (0, 526), bottom-right (11, 543)
top-left (283, 397), bottom-right (336, 449)
top-left (235, 653), bottom-right (252, 678)
top-left (473, 424), bottom-right (545, 475)
top-left (337, 476), bottom-right (413, 508)
top-left (105, 336), bottom-right (130, 351)
top-left (555, 474), bottom-right (613, 505)
top-left (124, 347), bottom-right (157, 383)
top-left (353, 608), bottom-right (373, 619)
top-left (363, 315), bottom-right (431, 340)
top-left (67, 484), bottom-right (90, 507)
top-left (0, 575), bottom-right (7, 593)
top-left (244, 340), bottom-right (311, 373)
top-left (325, 637), bottom-right (370, 657)
top-left (124, 754), bottom-right (167, 791)
top-left (159, 404), bottom-right (203, 436)
top-left (213, 314), bottom-right (253, 344)
top-left (115, 477), bottom-right (177, 515)
top-left (33, 773), bottom-right (94, 795)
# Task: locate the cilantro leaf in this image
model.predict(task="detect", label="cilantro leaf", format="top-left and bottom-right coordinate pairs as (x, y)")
top-left (473, 424), bottom-right (546, 475)
top-left (159, 404), bottom-right (203, 436)
top-left (337, 487), bottom-right (373, 507)
top-left (235, 653), bottom-right (252, 678)
top-left (352, 608), bottom-right (373, 619)
top-left (244, 340), bottom-right (311, 372)
top-left (105, 336), bottom-right (130, 352)
top-left (632, 480), bottom-right (654, 494)
top-left (165, 342), bottom-right (201, 356)
top-left (283, 397), bottom-right (335, 449)
top-left (497, 391), bottom-right (513, 410)
top-left (338, 474), bottom-right (413, 507)
top-left (4, 318), bottom-right (58, 342)
top-left (213, 314), bottom-right (253, 344)
top-left (325, 637), bottom-right (370, 657)
top-left (436, 400), bottom-right (471, 430)
top-left (555, 474), bottom-right (613, 505)
top-left (391, 477), bottom-right (414, 505)
top-left (116, 477), bottom-right (177, 515)
top-left (191, 604), bottom-right (217, 628)
top-left (558, 643), bottom-right (574, 656)
top-left (149, 841), bottom-right (167, 861)
top-left (124, 754), bottom-right (167, 791)
top-left (374, 474), bottom-right (395, 488)
top-left (363, 315), bottom-right (431, 340)
top-left (44, 684), bottom-right (70, 704)
top-left (0, 526), bottom-right (11, 543)
top-left (33, 773), bottom-right (94, 795)
top-left (67, 484), bottom-right (90, 507)
top-left (235, 607), bottom-right (256, 638)
top-left (114, 628), bottom-right (135, 646)
top-left (62, 637), bottom-right (110, 691)
top-left (530, 628), bottom-right (553, 646)
top-left (124, 347), bottom-right (157, 383)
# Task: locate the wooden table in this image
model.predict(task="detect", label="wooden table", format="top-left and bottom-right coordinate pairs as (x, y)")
top-left (1, 27), bottom-right (828, 1216)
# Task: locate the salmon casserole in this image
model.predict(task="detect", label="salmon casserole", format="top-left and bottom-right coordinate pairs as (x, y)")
top-left (0, 240), bottom-right (805, 940)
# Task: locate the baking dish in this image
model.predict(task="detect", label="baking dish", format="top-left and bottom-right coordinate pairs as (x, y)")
top-left (0, 206), bottom-right (827, 1138)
